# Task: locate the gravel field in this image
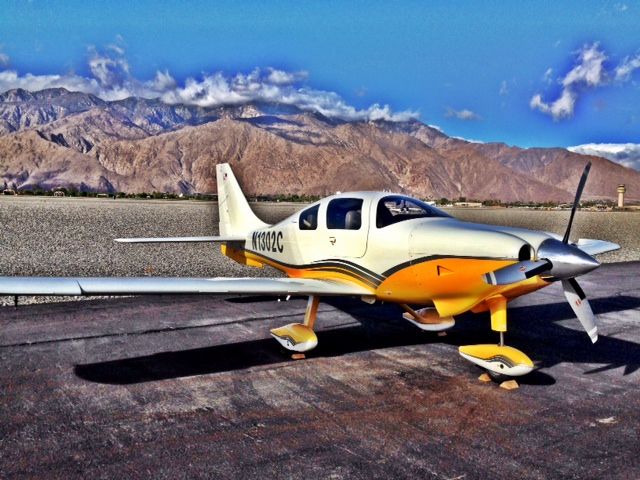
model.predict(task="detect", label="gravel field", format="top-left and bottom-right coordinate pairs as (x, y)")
top-left (0, 196), bottom-right (637, 303)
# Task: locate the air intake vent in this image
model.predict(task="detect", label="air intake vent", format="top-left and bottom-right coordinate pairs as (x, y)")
top-left (518, 245), bottom-right (532, 261)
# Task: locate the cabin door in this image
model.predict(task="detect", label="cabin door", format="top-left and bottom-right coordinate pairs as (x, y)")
top-left (316, 196), bottom-right (371, 259)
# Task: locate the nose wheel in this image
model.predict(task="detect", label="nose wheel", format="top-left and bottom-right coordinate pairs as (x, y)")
top-left (459, 295), bottom-right (534, 386)
top-left (484, 368), bottom-right (515, 384)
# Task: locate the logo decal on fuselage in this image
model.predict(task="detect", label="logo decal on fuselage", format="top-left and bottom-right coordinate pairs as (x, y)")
top-left (252, 230), bottom-right (284, 253)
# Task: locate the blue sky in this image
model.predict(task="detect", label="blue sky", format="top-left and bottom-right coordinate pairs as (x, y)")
top-left (1, 0), bottom-right (640, 148)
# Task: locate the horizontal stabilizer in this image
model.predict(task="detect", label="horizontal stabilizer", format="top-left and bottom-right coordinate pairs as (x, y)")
top-left (575, 239), bottom-right (620, 256)
top-left (0, 276), bottom-right (371, 297)
top-left (115, 236), bottom-right (244, 243)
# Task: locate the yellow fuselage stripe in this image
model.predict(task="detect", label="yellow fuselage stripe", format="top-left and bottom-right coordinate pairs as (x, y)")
top-left (224, 247), bottom-right (550, 314)
top-left (242, 250), bottom-right (378, 291)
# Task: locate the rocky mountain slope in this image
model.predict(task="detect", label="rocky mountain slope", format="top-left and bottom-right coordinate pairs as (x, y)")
top-left (1, 87), bottom-right (638, 202)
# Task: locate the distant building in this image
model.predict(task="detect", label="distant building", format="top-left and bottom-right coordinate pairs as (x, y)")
top-left (2, 189), bottom-right (16, 195)
top-left (53, 191), bottom-right (65, 197)
top-left (454, 201), bottom-right (482, 208)
top-left (617, 184), bottom-right (626, 208)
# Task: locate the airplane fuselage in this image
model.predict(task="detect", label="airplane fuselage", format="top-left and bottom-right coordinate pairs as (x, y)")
top-left (223, 191), bottom-right (555, 318)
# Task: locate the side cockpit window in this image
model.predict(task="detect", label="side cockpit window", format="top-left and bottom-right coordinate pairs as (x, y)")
top-left (327, 198), bottom-right (363, 230)
top-left (299, 204), bottom-right (319, 230)
top-left (376, 195), bottom-right (450, 228)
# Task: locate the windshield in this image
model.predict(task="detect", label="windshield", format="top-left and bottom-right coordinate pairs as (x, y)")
top-left (376, 195), bottom-right (450, 228)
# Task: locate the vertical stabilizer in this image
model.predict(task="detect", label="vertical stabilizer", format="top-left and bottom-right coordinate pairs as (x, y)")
top-left (216, 163), bottom-right (268, 236)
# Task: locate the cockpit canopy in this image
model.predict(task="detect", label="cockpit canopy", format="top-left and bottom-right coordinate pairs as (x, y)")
top-left (294, 193), bottom-right (450, 232)
top-left (376, 195), bottom-right (450, 228)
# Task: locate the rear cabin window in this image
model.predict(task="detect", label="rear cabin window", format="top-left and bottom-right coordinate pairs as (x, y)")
top-left (327, 198), bottom-right (363, 230)
top-left (376, 195), bottom-right (450, 228)
top-left (299, 204), bottom-right (319, 230)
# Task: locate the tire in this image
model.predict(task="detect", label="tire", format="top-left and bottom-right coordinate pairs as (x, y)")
top-left (486, 369), bottom-right (511, 383)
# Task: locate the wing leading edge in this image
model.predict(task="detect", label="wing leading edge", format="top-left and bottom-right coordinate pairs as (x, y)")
top-left (0, 276), bottom-right (371, 297)
top-left (114, 236), bottom-right (244, 243)
top-left (575, 239), bottom-right (620, 256)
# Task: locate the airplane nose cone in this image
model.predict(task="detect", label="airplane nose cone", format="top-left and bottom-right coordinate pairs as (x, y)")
top-left (537, 238), bottom-right (600, 280)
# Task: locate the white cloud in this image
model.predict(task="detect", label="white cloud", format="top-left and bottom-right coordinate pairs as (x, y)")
top-left (158, 69), bottom-right (418, 121)
top-left (529, 89), bottom-right (576, 120)
top-left (615, 54), bottom-right (640, 81)
top-left (530, 43), bottom-right (607, 120)
top-left (0, 46), bottom-right (417, 122)
top-left (568, 143), bottom-right (640, 170)
top-left (561, 44), bottom-right (607, 87)
top-left (87, 45), bottom-right (130, 88)
top-left (614, 2), bottom-right (628, 12)
top-left (532, 43), bottom-right (640, 122)
top-left (265, 68), bottom-right (308, 85)
top-left (543, 67), bottom-right (553, 84)
top-left (0, 69), bottom-right (102, 95)
top-left (145, 70), bottom-right (176, 91)
top-left (445, 107), bottom-right (481, 121)
top-left (0, 52), bottom-right (8, 66)
top-left (167, 69), bottom-right (419, 121)
top-left (499, 80), bottom-right (509, 96)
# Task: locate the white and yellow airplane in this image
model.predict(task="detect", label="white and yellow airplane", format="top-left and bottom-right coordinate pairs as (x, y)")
top-left (0, 162), bottom-right (619, 382)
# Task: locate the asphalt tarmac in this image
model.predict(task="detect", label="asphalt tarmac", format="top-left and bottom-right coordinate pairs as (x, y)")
top-left (1, 262), bottom-right (639, 479)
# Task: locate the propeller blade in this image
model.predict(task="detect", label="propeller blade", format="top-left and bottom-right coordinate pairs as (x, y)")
top-left (562, 278), bottom-right (598, 343)
top-left (483, 260), bottom-right (551, 286)
top-left (563, 161), bottom-right (592, 244)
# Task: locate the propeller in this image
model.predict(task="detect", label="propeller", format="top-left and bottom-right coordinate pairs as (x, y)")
top-left (563, 161), bottom-right (591, 244)
top-left (483, 161), bottom-right (599, 343)
top-left (562, 278), bottom-right (598, 343)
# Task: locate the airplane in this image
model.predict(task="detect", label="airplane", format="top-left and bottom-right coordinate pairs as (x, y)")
top-left (0, 162), bottom-right (620, 383)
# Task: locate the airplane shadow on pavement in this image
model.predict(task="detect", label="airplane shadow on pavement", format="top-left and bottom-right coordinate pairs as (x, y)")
top-left (74, 295), bottom-right (640, 385)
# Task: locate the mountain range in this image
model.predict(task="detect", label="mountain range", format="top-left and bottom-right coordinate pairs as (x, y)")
top-left (0, 87), bottom-right (638, 202)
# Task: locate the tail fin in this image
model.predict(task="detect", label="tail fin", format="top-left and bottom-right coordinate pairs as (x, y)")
top-left (216, 163), bottom-right (268, 236)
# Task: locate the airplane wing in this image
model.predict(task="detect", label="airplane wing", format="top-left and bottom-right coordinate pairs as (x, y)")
top-left (114, 236), bottom-right (244, 243)
top-left (575, 239), bottom-right (620, 256)
top-left (0, 276), bottom-right (372, 297)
